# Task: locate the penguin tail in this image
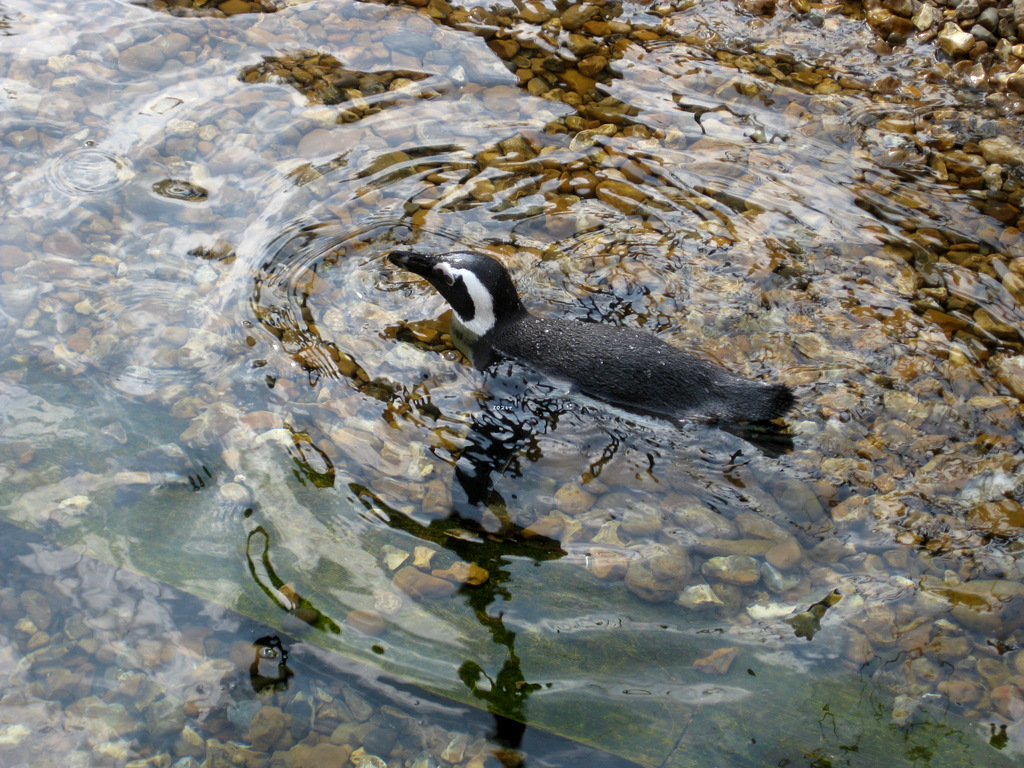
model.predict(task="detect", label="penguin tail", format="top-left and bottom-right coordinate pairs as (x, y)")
top-left (747, 382), bottom-right (795, 421)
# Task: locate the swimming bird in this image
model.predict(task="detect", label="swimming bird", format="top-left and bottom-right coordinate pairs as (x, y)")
top-left (389, 250), bottom-right (793, 423)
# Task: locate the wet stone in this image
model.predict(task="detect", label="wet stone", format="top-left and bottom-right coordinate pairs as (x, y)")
top-left (671, 499), bottom-right (738, 538)
top-left (42, 231), bottom-right (83, 258)
top-left (0, 244), bottom-right (30, 268)
top-left (145, 696), bottom-right (185, 738)
top-left (345, 609), bottom-right (386, 635)
top-left (586, 548), bottom-right (630, 580)
top-left (288, 742), bottom-right (353, 768)
top-left (591, 521), bottom-right (626, 547)
top-left (966, 499), bottom-right (1024, 537)
top-left (771, 478), bottom-right (826, 522)
top-left (217, 482), bottom-right (251, 506)
top-left (939, 678), bottom-right (983, 706)
top-left (990, 685), bottom-right (1024, 720)
top-left (994, 355), bottom-right (1024, 400)
top-left (342, 687), bottom-right (374, 723)
top-left (362, 725), bottom-right (398, 756)
top-left (152, 179), bottom-right (208, 202)
top-left (432, 561), bottom-right (489, 585)
top-left (118, 43), bottom-right (166, 72)
top-left (616, 501), bottom-right (663, 537)
top-left (248, 705), bottom-right (290, 751)
top-left (379, 545), bottom-right (409, 570)
top-left (938, 23), bottom-right (976, 57)
top-left (65, 696), bottom-right (138, 740)
top-left (20, 590), bottom-right (52, 631)
top-left (554, 482), bottom-right (595, 515)
top-left (976, 6), bottom-right (999, 32)
top-left (392, 566), bottom-right (456, 599)
top-left (702, 555), bottom-right (761, 586)
top-left (440, 733), bottom-right (469, 762)
top-left (624, 546), bottom-right (691, 603)
top-left (693, 647), bottom-right (739, 675)
top-left (955, 0), bottom-right (980, 21)
top-left (944, 580), bottom-right (1024, 634)
top-left (175, 726), bottom-right (205, 758)
top-left (677, 583), bottom-right (725, 610)
top-left (761, 562), bottom-right (802, 593)
top-left (979, 137), bottom-right (1024, 166)
top-left (765, 537), bottom-right (803, 571)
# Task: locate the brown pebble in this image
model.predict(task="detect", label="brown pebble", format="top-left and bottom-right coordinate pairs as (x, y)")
top-left (345, 609), bottom-right (386, 636)
top-left (392, 566), bottom-right (456, 599)
top-left (966, 499), bottom-right (1024, 537)
top-left (577, 54), bottom-right (608, 78)
top-left (66, 327), bottom-right (92, 354)
top-left (937, 679), bottom-right (981, 706)
top-left (522, 516), bottom-right (565, 539)
top-left (219, 0), bottom-right (252, 15)
top-left (0, 245), bottom-right (30, 269)
top-left (624, 546), bottom-right (691, 603)
top-left (587, 548), bottom-right (630, 580)
top-left (433, 562), bottom-right (489, 586)
top-left (287, 743), bottom-right (352, 768)
top-left (990, 684), bottom-right (1024, 720)
top-left (249, 706), bottom-right (290, 752)
top-left (765, 536), bottom-right (803, 571)
top-left (118, 42), bottom-right (166, 73)
top-left (595, 179), bottom-right (645, 214)
top-left (554, 483), bottom-right (595, 515)
top-left (693, 647), bottom-right (739, 675)
top-left (297, 128), bottom-right (349, 158)
top-left (42, 231), bottom-right (84, 258)
top-left (943, 579), bottom-right (1024, 634)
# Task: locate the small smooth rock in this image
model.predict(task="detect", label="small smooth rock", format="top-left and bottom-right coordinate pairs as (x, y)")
top-left (966, 499), bottom-right (1024, 536)
top-left (942, 580), bottom-right (1024, 634)
top-left (979, 137), bottom-right (1024, 167)
top-left (392, 567), bottom-right (456, 600)
top-left (765, 536), bottom-right (803, 571)
top-left (702, 555), bottom-right (761, 586)
top-left (118, 42), bottom-right (166, 72)
top-left (912, 4), bottom-right (937, 31)
top-left (554, 483), bottom-right (596, 515)
top-left (672, 499), bottom-right (738, 538)
top-left (289, 743), bottom-right (353, 768)
top-left (938, 23), bottom-right (975, 57)
top-left (677, 583), bottom-right (724, 610)
top-left (248, 705), bottom-right (289, 751)
top-left (624, 546), bottom-right (691, 603)
top-left (587, 548), bottom-right (630, 580)
top-left (693, 647), bottom-right (739, 675)
top-left (617, 502), bottom-right (663, 537)
top-left (345, 609), bottom-right (386, 635)
top-left (432, 562), bottom-right (489, 585)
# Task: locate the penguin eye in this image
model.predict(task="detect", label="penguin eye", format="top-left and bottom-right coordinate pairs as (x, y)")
top-left (438, 269), bottom-right (456, 287)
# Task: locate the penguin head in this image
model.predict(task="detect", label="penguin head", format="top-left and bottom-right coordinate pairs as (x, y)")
top-left (389, 250), bottom-right (525, 337)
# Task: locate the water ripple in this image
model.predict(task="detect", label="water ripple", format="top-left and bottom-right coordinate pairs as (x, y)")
top-left (45, 146), bottom-right (133, 197)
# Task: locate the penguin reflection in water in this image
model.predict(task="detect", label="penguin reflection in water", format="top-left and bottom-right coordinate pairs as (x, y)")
top-left (389, 250), bottom-right (794, 425)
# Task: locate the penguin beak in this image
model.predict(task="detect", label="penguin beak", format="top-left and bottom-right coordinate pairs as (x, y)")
top-left (388, 250), bottom-right (437, 278)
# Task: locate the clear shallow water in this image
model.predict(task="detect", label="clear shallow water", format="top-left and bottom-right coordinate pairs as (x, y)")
top-left (2, 0), bottom-right (1024, 766)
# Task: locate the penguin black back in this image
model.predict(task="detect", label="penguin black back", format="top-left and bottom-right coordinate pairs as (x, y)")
top-left (389, 249), bottom-right (794, 423)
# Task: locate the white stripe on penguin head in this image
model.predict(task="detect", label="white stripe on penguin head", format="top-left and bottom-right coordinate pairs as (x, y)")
top-left (437, 263), bottom-right (495, 336)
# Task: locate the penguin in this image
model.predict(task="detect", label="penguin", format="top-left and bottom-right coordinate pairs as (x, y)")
top-left (389, 250), bottom-right (794, 423)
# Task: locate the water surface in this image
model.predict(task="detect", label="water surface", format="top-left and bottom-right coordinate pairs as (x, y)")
top-left (2, 0), bottom-right (1024, 766)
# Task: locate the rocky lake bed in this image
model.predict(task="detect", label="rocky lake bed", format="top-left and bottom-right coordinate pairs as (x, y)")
top-left (2, 0), bottom-right (1024, 765)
